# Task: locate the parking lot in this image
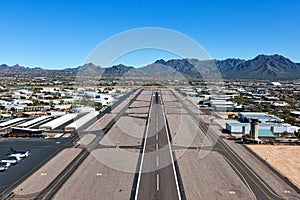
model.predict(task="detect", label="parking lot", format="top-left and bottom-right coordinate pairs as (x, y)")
top-left (0, 136), bottom-right (76, 197)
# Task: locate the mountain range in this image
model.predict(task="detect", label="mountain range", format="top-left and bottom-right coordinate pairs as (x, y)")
top-left (1, 54), bottom-right (300, 80)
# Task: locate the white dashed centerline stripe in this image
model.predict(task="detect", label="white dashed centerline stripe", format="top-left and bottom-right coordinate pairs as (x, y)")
top-left (134, 91), bottom-right (154, 200)
top-left (156, 134), bottom-right (158, 140)
top-left (156, 155), bottom-right (159, 167)
top-left (160, 91), bottom-right (182, 200)
top-left (156, 143), bottom-right (159, 151)
top-left (157, 174), bottom-right (160, 191)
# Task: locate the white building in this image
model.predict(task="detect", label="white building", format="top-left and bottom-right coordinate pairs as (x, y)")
top-left (39, 113), bottom-right (77, 130)
top-left (238, 112), bottom-right (284, 123)
top-left (226, 122), bottom-right (300, 135)
top-left (83, 92), bottom-right (114, 106)
top-left (65, 111), bottom-right (98, 131)
top-left (267, 82), bottom-right (281, 87)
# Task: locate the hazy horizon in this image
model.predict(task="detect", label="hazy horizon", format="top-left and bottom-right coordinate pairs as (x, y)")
top-left (1, 0), bottom-right (300, 69)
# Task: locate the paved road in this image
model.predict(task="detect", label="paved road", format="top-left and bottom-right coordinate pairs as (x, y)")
top-left (172, 89), bottom-right (284, 200)
top-left (135, 91), bottom-right (181, 200)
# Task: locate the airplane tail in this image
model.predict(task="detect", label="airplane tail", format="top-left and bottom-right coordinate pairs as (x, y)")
top-left (10, 148), bottom-right (16, 153)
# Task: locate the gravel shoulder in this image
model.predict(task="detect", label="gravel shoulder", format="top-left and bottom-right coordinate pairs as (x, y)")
top-left (176, 150), bottom-right (254, 200)
top-left (87, 114), bottom-right (114, 131)
top-left (99, 116), bottom-right (146, 147)
top-left (167, 114), bottom-right (205, 147)
top-left (53, 154), bottom-right (136, 200)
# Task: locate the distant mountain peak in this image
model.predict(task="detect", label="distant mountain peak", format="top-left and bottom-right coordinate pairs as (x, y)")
top-left (154, 59), bottom-right (166, 64)
top-left (111, 64), bottom-right (133, 69)
top-left (0, 54), bottom-right (299, 79)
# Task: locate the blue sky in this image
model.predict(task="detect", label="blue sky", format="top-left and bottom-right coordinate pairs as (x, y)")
top-left (0, 0), bottom-right (299, 69)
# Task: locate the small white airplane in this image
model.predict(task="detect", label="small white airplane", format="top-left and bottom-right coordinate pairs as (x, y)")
top-left (8, 148), bottom-right (30, 158)
top-left (1, 156), bottom-right (21, 165)
top-left (0, 162), bottom-right (11, 171)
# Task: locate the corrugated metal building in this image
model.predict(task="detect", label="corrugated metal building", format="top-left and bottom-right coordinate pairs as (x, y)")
top-left (226, 122), bottom-right (300, 135)
top-left (39, 113), bottom-right (77, 130)
top-left (65, 111), bottom-right (98, 131)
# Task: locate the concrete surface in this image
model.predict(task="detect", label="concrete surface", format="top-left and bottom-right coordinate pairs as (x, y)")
top-left (175, 150), bottom-right (254, 200)
top-left (53, 155), bottom-right (136, 200)
top-left (13, 148), bottom-right (81, 198)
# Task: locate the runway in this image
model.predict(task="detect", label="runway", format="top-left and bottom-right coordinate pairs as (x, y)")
top-left (135, 91), bottom-right (181, 200)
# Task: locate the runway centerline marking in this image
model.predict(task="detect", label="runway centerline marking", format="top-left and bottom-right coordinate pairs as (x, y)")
top-left (156, 134), bottom-right (158, 140)
top-left (156, 155), bottom-right (159, 167)
top-left (156, 143), bottom-right (158, 151)
top-left (156, 174), bottom-right (160, 191)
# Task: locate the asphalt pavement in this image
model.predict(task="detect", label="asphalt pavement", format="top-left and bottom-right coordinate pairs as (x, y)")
top-left (0, 136), bottom-right (76, 199)
top-left (135, 91), bottom-right (181, 200)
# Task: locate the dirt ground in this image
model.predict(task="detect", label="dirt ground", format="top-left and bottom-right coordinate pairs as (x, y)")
top-left (247, 145), bottom-right (300, 189)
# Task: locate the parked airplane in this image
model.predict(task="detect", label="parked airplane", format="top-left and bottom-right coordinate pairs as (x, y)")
top-left (8, 148), bottom-right (30, 158)
top-left (0, 162), bottom-right (11, 171)
top-left (1, 156), bottom-right (21, 165)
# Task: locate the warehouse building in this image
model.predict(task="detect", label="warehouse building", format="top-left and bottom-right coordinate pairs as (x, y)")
top-left (199, 98), bottom-right (241, 111)
top-left (226, 122), bottom-right (300, 138)
top-left (0, 118), bottom-right (27, 129)
top-left (8, 127), bottom-right (45, 137)
top-left (39, 113), bottom-right (77, 130)
top-left (65, 111), bottom-right (98, 131)
top-left (226, 122), bottom-right (300, 134)
top-left (22, 111), bottom-right (47, 117)
top-left (226, 119), bottom-right (275, 143)
top-left (83, 92), bottom-right (114, 106)
top-left (291, 111), bottom-right (300, 119)
top-left (17, 116), bottom-right (52, 128)
top-left (0, 114), bottom-right (12, 119)
top-left (238, 112), bottom-right (283, 123)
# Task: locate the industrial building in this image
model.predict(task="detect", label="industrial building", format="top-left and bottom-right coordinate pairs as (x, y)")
top-left (16, 116), bottom-right (52, 128)
top-left (8, 127), bottom-right (45, 137)
top-left (71, 106), bottom-right (95, 113)
top-left (39, 113), bottom-right (77, 130)
top-left (198, 97), bottom-right (241, 111)
top-left (226, 122), bottom-right (300, 135)
top-left (64, 111), bottom-right (98, 131)
top-left (238, 112), bottom-right (283, 123)
top-left (226, 122), bottom-right (274, 138)
top-left (0, 118), bottom-right (27, 129)
top-left (0, 114), bottom-right (12, 119)
top-left (291, 111), bottom-right (300, 118)
top-left (83, 92), bottom-right (114, 106)
top-left (226, 119), bottom-right (276, 143)
top-left (226, 117), bottom-right (300, 144)
top-left (22, 111), bottom-right (47, 117)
